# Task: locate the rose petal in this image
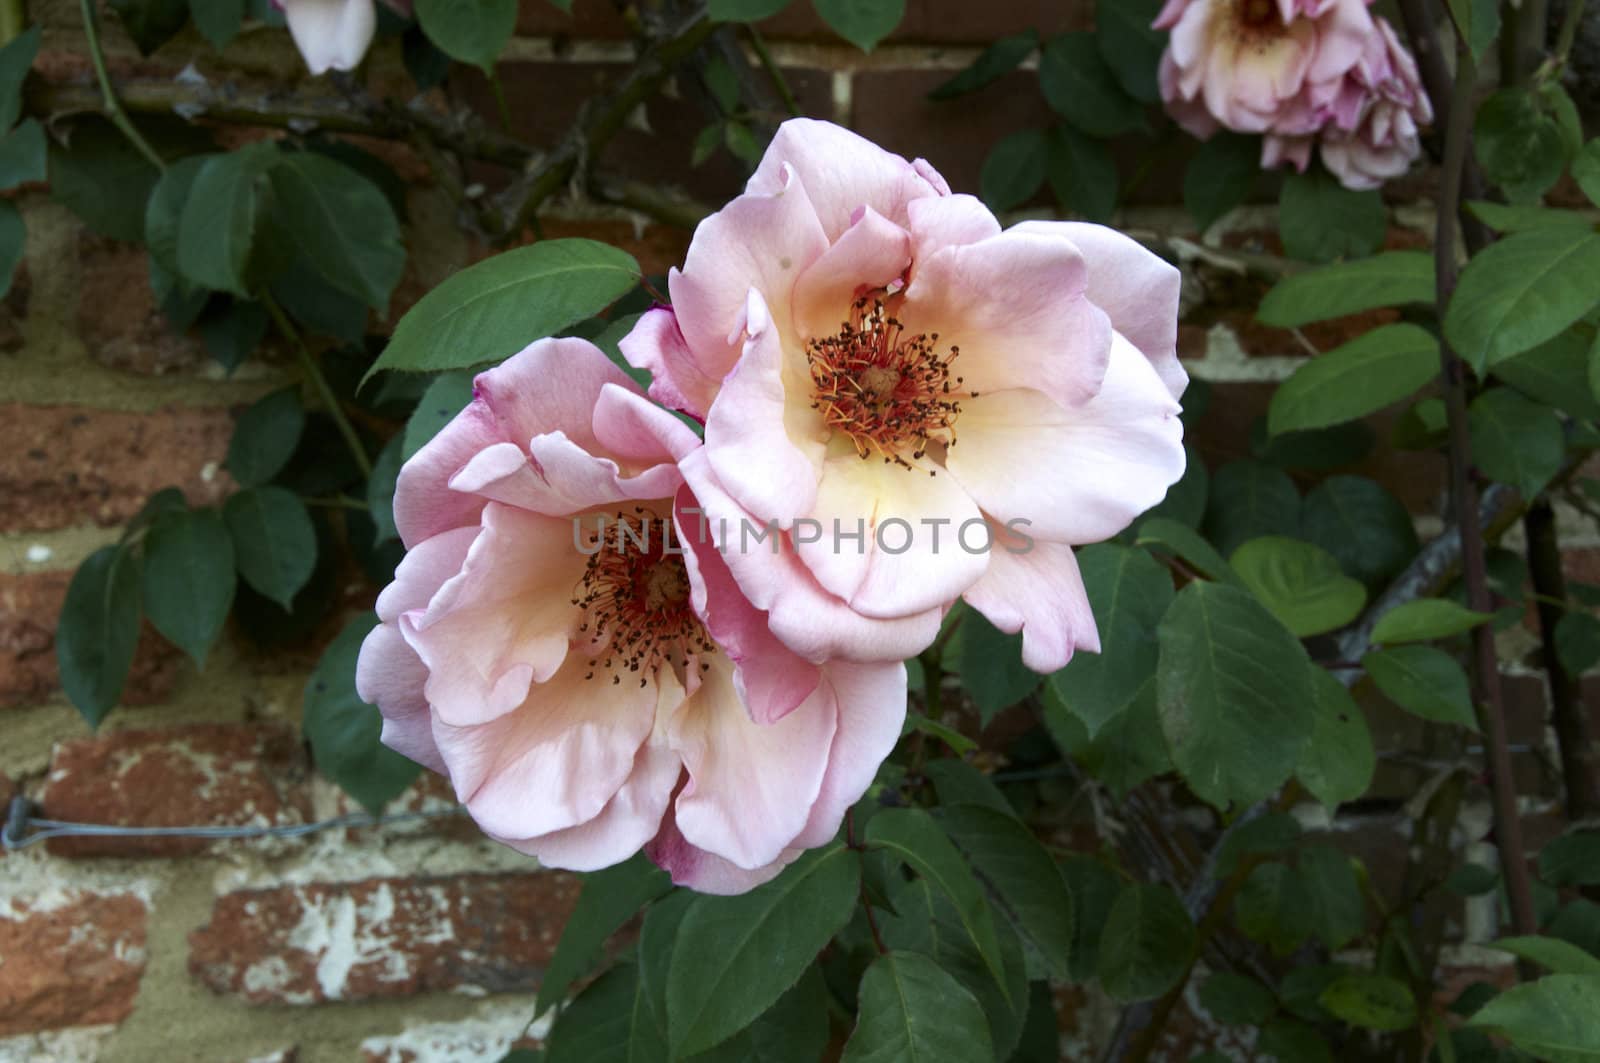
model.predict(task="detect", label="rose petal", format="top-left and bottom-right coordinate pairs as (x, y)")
top-left (961, 526), bottom-right (1100, 673)
top-left (281, 0), bottom-right (375, 74)
top-left (646, 796), bottom-right (794, 895)
top-left (790, 660), bottom-right (908, 849)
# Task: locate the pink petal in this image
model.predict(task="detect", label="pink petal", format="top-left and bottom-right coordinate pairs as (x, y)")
top-left (795, 452), bottom-right (989, 619)
top-left (666, 656), bottom-right (837, 869)
top-left (497, 727), bottom-right (682, 872)
top-left (790, 660), bottom-right (908, 849)
top-left (668, 165), bottom-right (829, 396)
top-left (790, 206), bottom-right (913, 342)
top-left (945, 334), bottom-right (1185, 545)
top-left (1010, 221), bottom-right (1187, 401)
top-left (594, 383), bottom-right (702, 464)
top-left (748, 118), bottom-right (943, 240)
top-left (402, 504), bottom-right (586, 727)
top-left (281, 0), bottom-right (375, 74)
top-left (906, 195), bottom-right (1002, 265)
top-left (433, 654), bottom-right (664, 842)
top-left (679, 449), bottom-right (944, 662)
top-left (449, 431), bottom-right (683, 518)
top-left (647, 796), bottom-right (794, 895)
top-left (394, 401), bottom-right (499, 549)
top-left (357, 623), bottom-right (447, 774)
top-left (961, 527), bottom-right (1100, 673)
top-left (902, 227), bottom-right (1112, 410)
top-left (618, 307), bottom-right (720, 420)
top-left (703, 290), bottom-right (825, 528)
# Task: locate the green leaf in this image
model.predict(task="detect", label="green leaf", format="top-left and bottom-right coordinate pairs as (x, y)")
top-left (1494, 326), bottom-right (1600, 422)
top-left (812, 0), bottom-right (905, 52)
top-left (1268, 323), bottom-right (1439, 436)
top-left (1047, 543), bottom-right (1173, 738)
top-left (924, 759), bottom-right (1013, 818)
top-left (414, 0), bottom-right (517, 71)
top-left (226, 387), bottom-right (306, 488)
top-left (1468, 387), bottom-right (1565, 498)
top-left (1059, 856), bottom-right (1122, 982)
top-left (1038, 32), bottom-right (1146, 138)
top-left (639, 890), bottom-right (693, 1033)
top-left (666, 844), bottom-right (859, 1057)
top-left (50, 116), bottom-right (162, 243)
top-left (905, 711), bottom-right (976, 755)
top-left (842, 952), bottom-right (993, 1063)
top-left (1300, 475), bottom-right (1418, 590)
top-left (145, 155), bottom-right (210, 277)
top-left (1214, 811), bottom-right (1300, 879)
top-left (402, 370), bottom-right (476, 460)
top-left (689, 967), bottom-right (830, 1063)
top-left (109, 0), bottom-right (190, 55)
top-left (1447, 863), bottom-right (1499, 896)
top-left (1278, 168), bottom-right (1386, 262)
top-left (1182, 132), bottom-right (1258, 232)
top-left (1136, 515), bottom-right (1240, 584)
top-left (1363, 645), bottom-right (1478, 729)
top-left (1299, 844), bottom-right (1365, 950)
top-left (0, 199), bottom-right (23, 300)
top-left (141, 508), bottom-right (235, 668)
top-left (938, 803), bottom-right (1075, 980)
top-left (1235, 862), bottom-right (1313, 956)
top-left (177, 144), bottom-right (277, 297)
top-left (1296, 668), bottom-right (1375, 809)
top-left (708, 0), bottom-right (792, 21)
top-left (1319, 973), bottom-right (1416, 1032)
top-left (543, 961), bottom-right (664, 1063)
top-left (223, 486), bottom-right (317, 609)
top-left (1541, 832), bottom-right (1600, 888)
top-left (200, 299), bottom-right (269, 373)
top-left (1445, 226), bottom-right (1600, 372)
top-left (867, 808), bottom-right (1008, 995)
top-left (1475, 88), bottom-right (1570, 203)
top-left (190, 0), bottom-right (245, 48)
top-left (1230, 536), bottom-right (1365, 637)
top-left (1557, 611), bottom-right (1600, 677)
top-left (1467, 200), bottom-right (1591, 233)
top-left (1203, 459), bottom-right (1301, 558)
top-left (536, 854), bottom-right (672, 1015)
top-left (979, 129), bottom-right (1047, 213)
top-left (1094, 0), bottom-right (1164, 103)
top-left (370, 239), bottom-right (640, 380)
top-left (1574, 139), bottom-right (1600, 208)
top-left (1469, 975), bottom-right (1600, 1060)
top-left (1444, 0), bottom-right (1499, 62)
top-left (367, 434), bottom-right (404, 546)
top-left (267, 151), bottom-right (405, 311)
top-left (1096, 883), bottom-right (1195, 1003)
top-left (56, 545), bottom-right (142, 728)
top-left (0, 120), bottom-right (48, 191)
top-left (1370, 599), bottom-right (1493, 644)
top-left (1045, 124), bottom-right (1118, 223)
top-left (0, 26), bottom-right (40, 131)
top-left (1258, 252), bottom-right (1435, 328)
top-left (929, 30), bottom-right (1037, 99)
top-left (1157, 582), bottom-right (1316, 810)
top-left (1490, 937), bottom-right (1600, 976)
top-left (1200, 972), bottom-right (1278, 1026)
top-left (305, 613), bottom-right (421, 813)
top-left (1144, 443), bottom-right (1208, 528)
top-left (1259, 1017), bottom-right (1335, 1063)
top-left (953, 611), bottom-right (1039, 723)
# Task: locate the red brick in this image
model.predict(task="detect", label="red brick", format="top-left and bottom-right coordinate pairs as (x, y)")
top-left (0, 404), bottom-right (235, 533)
top-left (0, 890), bottom-right (147, 1036)
top-left (76, 232), bottom-right (208, 376)
top-left (0, 570), bottom-right (182, 710)
top-left (39, 724), bottom-right (313, 857)
top-left (188, 872), bottom-right (581, 1004)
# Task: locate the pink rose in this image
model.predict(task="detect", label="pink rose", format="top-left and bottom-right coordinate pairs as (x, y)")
top-left (1154, 0), bottom-right (1375, 136)
top-left (1318, 18), bottom-right (1432, 189)
top-left (619, 119), bottom-right (1187, 673)
top-left (277, 0), bottom-right (411, 74)
top-left (357, 338), bottom-right (907, 894)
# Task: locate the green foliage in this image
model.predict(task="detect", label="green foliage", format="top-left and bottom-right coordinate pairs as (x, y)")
top-left (304, 614), bottom-right (421, 813)
top-left (1200, 972), bottom-right (1277, 1026)
top-left (812, 0), bottom-right (905, 53)
top-left (223, 486), bottom-right (318, 610)
top-left (1257, 252), bottom-right (1435, 329)
top-left (1268, 324), bottom-right (1440, 436)
top-left (1468, 387), bottom-right (1566, 498)
top-left (267, 151), bottom-right (406, 311)
top-left (109, 0), bottom-right (190, 54)
top-left (1039, 33), bottom-right (1146, 138)
top-left (1277, 168), bottom-right (1387, 262)
top-left (1230, 536), bottom-right (1365, 637)
top-left (1475, 88), bottom-right (1571, 203)
top-left (415, 0), bottom-right (517, 71)
top-left (929, 30), bottom-right (1037, 100)
top-left (192, 0), bottom-right (245, 49)
top-left (56, 544), bottom-right (143, 728)
top-left (1299, 476), bottom-right (1419, 590)
top-left (1235, 862), bottom-right (1313, 956)
top-left (1370, 599), bottom-right (1493, 644)
top-left (1096, 883), bottom-right (1195, 1002)
top-left (1444, 0), bottom-right (1499, 61)
top-left (226, 388), bottom-right (307, 488)
top-left (1045, 125), bottom-right (1118, 222)
top-left (1093, 0), bottom-right (1164, 103)
top-left (1540, 832), bottom-right (1600, 888)
top-left (177, 145), bottom-right (277, 297)
top-left (1445, 225), bottom-right (1600, 372)
top-left (140, 508), bottom-right (235, 668)
top-left (1363, 646), bottom-right (1478, 729)
top-left (50, 116), bottom-right (164, 242)
top-left (1318, 973), bottom-right (1415, 1032)
top-left (1490, 936), bottom-right (1600, 976)
top-left (979, 129), bottom-right (1047, 212)
top-left (1203, 460), bottom-right (1301, 560)
top-left (1296, 669), bottom-right (1376, 809)
top-left (370, 240), bottom-right (640, 379)
top-left (951, 612), bottom-right (1039, 723)
top-left (842, 952), bottom-right (993, 1063)
top-left (708, 0), bottom-right (792, 21)
top-left (1468, 975), bottom-right (1600, 1059)
top-left (537, 855), bottom-right (672, 1016)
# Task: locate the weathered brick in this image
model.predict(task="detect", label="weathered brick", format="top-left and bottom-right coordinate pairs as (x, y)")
top-left (0, 404), bottom-right (235, 533)
top-left (0, 569), bottom-right (182, 710)
top-left (359, 1000), bottom-right (543, 1063)
top-left (39, 724), bottom-right (313, 857)
top-left (188, 872), bottom-right (581, 1004)
top-left (0, 890), bottom-right (147, 1036)
top-left (76, 232), bottom-right (208, 377)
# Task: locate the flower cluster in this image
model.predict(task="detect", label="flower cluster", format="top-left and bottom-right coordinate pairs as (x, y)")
top-left (358, 120), bottom-right (1187, 893)
top-left (278, 0), bottom-right (410, 75)
top-left (1156, 0), bottom-right (1432, 190)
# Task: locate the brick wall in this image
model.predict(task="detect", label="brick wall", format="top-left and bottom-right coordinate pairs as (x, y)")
top-left (3, 2), bottom-right (1597, 1060)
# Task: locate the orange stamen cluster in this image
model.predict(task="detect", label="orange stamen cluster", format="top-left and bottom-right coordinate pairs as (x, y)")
top-left (805, 294), bottom-right (973, 473)
top-left (571, 509), bottom-right (716, 687)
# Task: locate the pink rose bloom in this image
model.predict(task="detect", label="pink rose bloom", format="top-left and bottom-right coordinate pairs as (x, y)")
top-left (277, 0), bottom-right (411, 74)
top-left (1154, 0), bottom-right (1375, 137)
top-left (619, 120), bottom-right (1187, 674)
top-left (356, 338), bottom-right (907, 894)
top-left (1318, 18), bottom-right (1432, 189)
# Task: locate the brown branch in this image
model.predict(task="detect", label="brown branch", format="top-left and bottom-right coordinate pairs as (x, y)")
top-left (1526, 501), bottom-right (1600, 819)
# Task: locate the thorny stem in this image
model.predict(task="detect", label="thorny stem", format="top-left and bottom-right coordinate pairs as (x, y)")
top-left (1526, 501), bottom-right (1600, 819)
top-left (78, 0), bottom-right (167, 172)
top-left (745, 26), bottom-right (800, 117)
top-left (262, 294), bottom-right (374, 480)
top-left (1432, 48), bottom-right (1538, 939)
top-left (847, 811), bottom-right (888, 955)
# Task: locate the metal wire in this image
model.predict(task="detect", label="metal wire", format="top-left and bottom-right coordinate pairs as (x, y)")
top-left (1, 794), bottom-right (467, 851)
